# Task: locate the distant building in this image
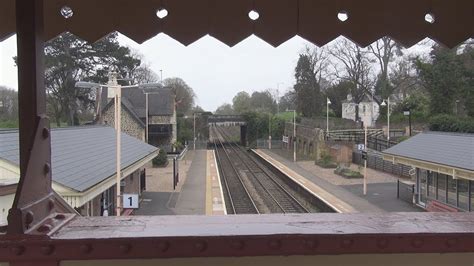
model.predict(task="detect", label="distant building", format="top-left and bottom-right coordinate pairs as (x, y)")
top-left (341, 94), bottom-right (380, 127)
top-left (97, 86), bottom-right (177, 150)
top-left (0, 126), bottom-right (158, 225)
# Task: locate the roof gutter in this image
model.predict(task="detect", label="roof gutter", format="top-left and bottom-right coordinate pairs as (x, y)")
top-left (382, 153), bottom-right (474, 181)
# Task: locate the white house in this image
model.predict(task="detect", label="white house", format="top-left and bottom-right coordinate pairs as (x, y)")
top-left (341, 94), bottom-right (380, 127)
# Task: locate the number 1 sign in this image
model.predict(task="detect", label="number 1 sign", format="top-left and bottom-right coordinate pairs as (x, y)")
top-left (123, 194), bottom-right (139, 209)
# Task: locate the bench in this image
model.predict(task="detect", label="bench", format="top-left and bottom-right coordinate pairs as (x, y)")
top-left (426, 200), bottom-right (459, 212)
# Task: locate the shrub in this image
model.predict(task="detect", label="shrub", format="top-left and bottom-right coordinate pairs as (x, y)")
top-left (315, 150), bottom-right (337, 168)
top-left (334, 166), bottom-right (363, 179)
top-left (429, 114), bottom-right (474, 133)
top-left (173, 141), bottom-right (184, 151)
top-left (152, 149), bottom-right (168, 167)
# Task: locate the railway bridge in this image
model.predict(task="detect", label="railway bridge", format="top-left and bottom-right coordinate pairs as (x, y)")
top-left (208, 115), bottom-right (247, 145)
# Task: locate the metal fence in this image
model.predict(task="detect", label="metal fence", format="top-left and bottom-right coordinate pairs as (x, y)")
top-left (328, 129), bottom-right (405, 152)
top-left (397, 180), bottom-right (415, 204)
top-left (188, 140), bottom-right (209, 150)
top-left (256, 139), bottom-right (283, 149)
top-left (352, 151), bottom-right (412, 178)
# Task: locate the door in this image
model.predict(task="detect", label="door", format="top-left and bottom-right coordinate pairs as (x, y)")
top-left (418, 169), bottom-right (428, 207)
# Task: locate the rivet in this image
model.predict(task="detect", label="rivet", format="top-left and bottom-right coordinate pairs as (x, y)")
top-left (268, 240), bottom-right (281, 250)
top-left (377, 239), bottom-right (389, 249)
top-left (54, 214), bottom-right (65, 220)
top-left (37, 224), bottom-right (52, 233)
top-left (341, 239), bottom-right (354, 248)
top-left (119, 244), bottom-right (131, 253)
top-left (446, 238), bottom-right (458, 248)
top-left (25, 211), bottom-right (34, 225)
top-left (10, 246), bottom-right (25, 256)
top-left (304, 239), bottom-right (318, 249)
top-left (80, 244), bottom-right (92, 254)
top-left (44, 163), bottom-right (51, 175)
top-left (42, 128), bottom-right (50, 139)
top-left (412, 239), bottom-right (423, 248)
top-left (157, 241), bottom-right (170, 252)
top-left (194, 241), bottom-right (207, 252)
top-left (48, 199), bottom-right (55, 211)
top-left (41, 245), bottom-right (55, 255)
top-left (230, 240), bottom-right (245, 250)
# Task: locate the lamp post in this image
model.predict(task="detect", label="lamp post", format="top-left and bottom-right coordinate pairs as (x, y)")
top-left (76, 73), bottom-right (160, 216)
top-left (403, 109), bottom-right (412, 136)
top-left (287, 109), bottom-right (296, 162)
top-left (268, 113), bottom-right (272, 149)
top-left (380, 98), bottom-right (390, 141)
top-left (363, 124), bottom-right (368, 195)
top-left (276, 82), bottom-right (284, 114)
top-left (193, 113), bottom-right (196, 150)
top-left (326, 98), bottom-right (331, 136)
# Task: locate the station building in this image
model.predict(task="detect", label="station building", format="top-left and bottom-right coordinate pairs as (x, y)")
top-left (383, 131), bottom-right (474, 212)
top-left (0, 126), bottom-right (158, 225)
top-left (98, 86), bottom-right (177, 150)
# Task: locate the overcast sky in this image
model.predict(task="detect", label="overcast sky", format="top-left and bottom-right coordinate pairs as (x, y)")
top-left (0, 34), bottom-right (431, 111)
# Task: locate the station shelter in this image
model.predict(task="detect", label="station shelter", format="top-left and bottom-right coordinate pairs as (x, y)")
top-left (383, 132), bottom-right (474, 212)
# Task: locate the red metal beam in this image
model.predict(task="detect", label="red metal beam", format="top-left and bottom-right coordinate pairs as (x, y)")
top-left (1, 213), bottom-right (474, 262)
top-left (7, 0), bottom-right (74, 236)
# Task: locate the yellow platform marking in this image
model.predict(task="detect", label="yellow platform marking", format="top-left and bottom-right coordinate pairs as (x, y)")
top-left (252, 149), bottom-right (356, 213)
top-left (206, 150), bottom-right (227, 215)
top-left (205, 151), bottom-right (213, 215)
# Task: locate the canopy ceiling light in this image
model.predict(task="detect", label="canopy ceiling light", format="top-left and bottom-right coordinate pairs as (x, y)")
top-left (0, 0), bottom-right (472, 47)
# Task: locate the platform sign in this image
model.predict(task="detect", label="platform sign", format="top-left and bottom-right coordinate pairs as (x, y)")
top-left (357, 144), bottom-right (365, 151)
top-left (361, 151), bottom-right (368, 160)
top-left (282, 136), bottom-right (289, 143)
top-left (123, 194), bottom-right (139, 209)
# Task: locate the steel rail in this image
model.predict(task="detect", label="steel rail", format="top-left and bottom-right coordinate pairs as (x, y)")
top-left (212, 126), bottom-right (259, 214)
top-left (217, 127), bottom-right (309, 213)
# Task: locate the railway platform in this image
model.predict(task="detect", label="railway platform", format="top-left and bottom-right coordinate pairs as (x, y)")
top-left (136, 149), bottom-right (225, 216)
top-left (253, 149), bottom-right (415, 213)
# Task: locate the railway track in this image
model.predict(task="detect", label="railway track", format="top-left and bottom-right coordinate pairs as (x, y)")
top-left (212, 128), bottom-right (259, 214)
top-left (211, 125), bottom-right (309, 214)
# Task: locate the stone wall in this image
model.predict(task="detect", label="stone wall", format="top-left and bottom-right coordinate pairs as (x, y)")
top-left (99, 104), bottom-right (145, 141)
top-left (284, 123), bottom-right (325, 159)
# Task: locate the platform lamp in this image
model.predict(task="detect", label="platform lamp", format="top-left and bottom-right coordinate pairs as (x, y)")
top-left (326, 98), bottom-right (332, 137)
top-left (286, 109), bottom-right (297, 162)
top-left (76, 74), bottom-right (160, 217)
top-left (380, 98), bottom-right (390, 141)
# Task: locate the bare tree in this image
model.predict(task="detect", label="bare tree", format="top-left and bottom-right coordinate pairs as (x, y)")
top-left (328, 38), bottom-right (376, 121)
top-left (0, 86), bottom-right (18, 121)
top-left (302, 45), bottom-right (330, 85)
top-left (368, 37), bottom-right (403, 97)
top-left (130, 63), bottom-right (159, 84)
top-left (329, 38), bottom-right (375, 103)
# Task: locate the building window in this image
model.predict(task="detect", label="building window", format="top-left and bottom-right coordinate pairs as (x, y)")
top-left (447, 175), bottom-right (457, 206)
top-left (458, 179), bottom-right (469, 211)
top-left (437, 174), bottom-right (447, 203)
top-left (101, 186), bottom-right (115, 216)
top-left (428, 171), bottom-right (436, 197)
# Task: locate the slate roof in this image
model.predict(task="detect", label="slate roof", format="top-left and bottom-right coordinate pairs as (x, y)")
top-left (100, 86), bottom-right (174, 118)
top-left (383, 131), bottom-right (474, 171)
top-left (0, 126), bottom-right (158, 192)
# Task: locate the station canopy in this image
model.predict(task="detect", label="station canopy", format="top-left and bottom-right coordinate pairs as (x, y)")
top-left (383, 132), bottom-right (474, 181)
top-left (1, 0), bottom-right (473, 47)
